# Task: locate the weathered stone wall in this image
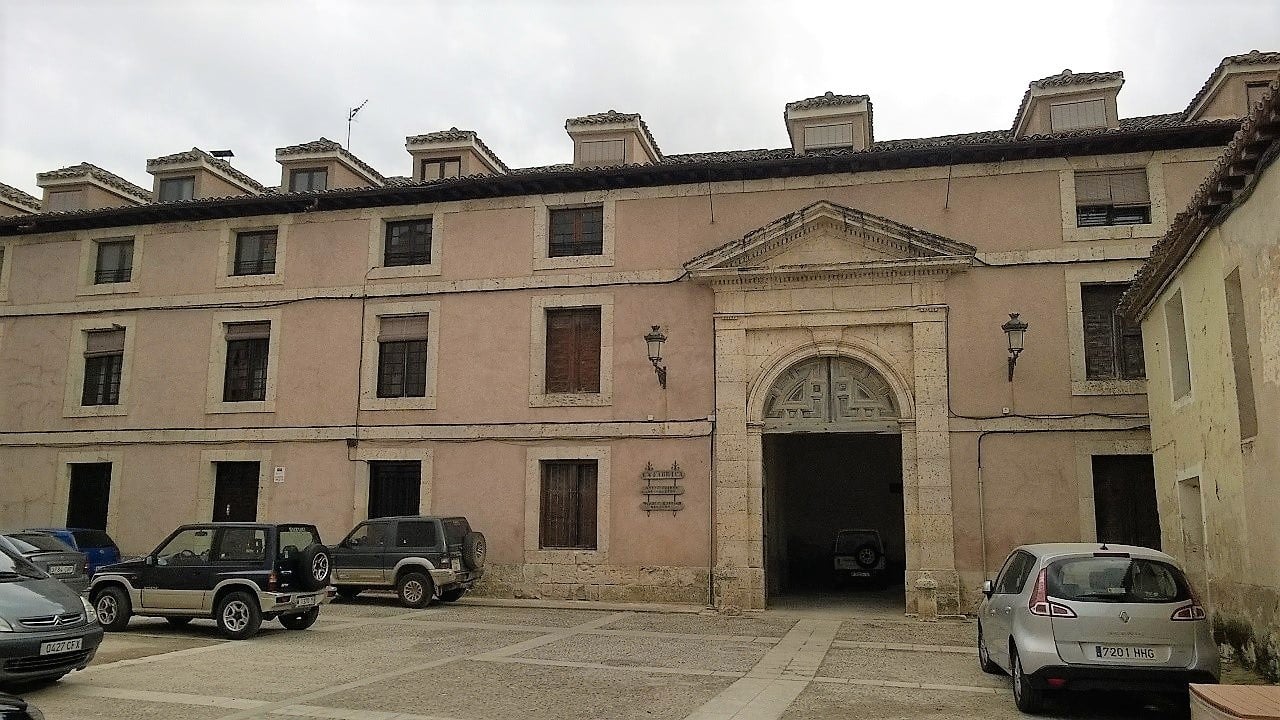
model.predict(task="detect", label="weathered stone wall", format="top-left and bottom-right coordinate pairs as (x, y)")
top-left (473, 562), bottom-right (709, 605)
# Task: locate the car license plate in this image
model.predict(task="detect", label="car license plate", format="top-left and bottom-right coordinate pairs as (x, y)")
top-left (1092, 644), bottom-right (1158, 662)
top-left (849, 571), bottom-right (871, 577)
top-left (295, 595), bottom-right (317, 607)
top-left (49, 564), bottom-right (75, 576)
top-left (39, 638), bottom-right (83, 655)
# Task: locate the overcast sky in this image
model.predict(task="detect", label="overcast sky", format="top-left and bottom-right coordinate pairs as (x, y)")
top-left (2, 0), bottom-right (1277, 197)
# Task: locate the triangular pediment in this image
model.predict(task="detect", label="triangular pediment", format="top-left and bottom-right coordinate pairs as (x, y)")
top-left (685, 200), bottom-right (975, 283)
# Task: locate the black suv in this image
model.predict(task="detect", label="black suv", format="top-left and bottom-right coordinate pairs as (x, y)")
top-left (88, 523), bottom-right (332, 640)
top-left (329, 516), bottom-right (485, 608)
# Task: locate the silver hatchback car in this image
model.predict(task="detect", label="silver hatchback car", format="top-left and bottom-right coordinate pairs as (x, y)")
top-left (977, 543), bottom-right (1218, 713)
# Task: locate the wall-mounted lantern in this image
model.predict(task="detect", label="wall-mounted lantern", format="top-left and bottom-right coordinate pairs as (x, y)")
top-left (644, 325), bottom-right (668, 389)
top-left (1002, 312), bottom-right (1029, 382)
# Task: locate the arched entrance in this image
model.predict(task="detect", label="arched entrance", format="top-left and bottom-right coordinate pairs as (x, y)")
top-left (761, 356), bottom-right (906, 610)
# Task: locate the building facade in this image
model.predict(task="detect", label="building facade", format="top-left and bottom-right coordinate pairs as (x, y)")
top-left (1, 54), bottom-right (1276, 615)
top-left (1121, 78), bottom-right (1279, 678)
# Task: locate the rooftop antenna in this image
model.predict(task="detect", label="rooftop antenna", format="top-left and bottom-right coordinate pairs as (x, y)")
top-left (346, 99), bottom-right (369, 150)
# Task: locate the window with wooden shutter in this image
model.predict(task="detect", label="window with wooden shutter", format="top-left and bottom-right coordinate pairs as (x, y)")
top-left (1075, 170), bottom-right (1151, 227)
top-left (545, 307), bottom-right (601, 393)
top-left (1051, 99), bottom-right (1107, 131)
top-left (548, 206), bottom-right (604, 257)
top-left (377, 314), bottom-right (429, 398)
top-left (539, 460), bottom-right (597, 549)
top-left (82, 329), bottom-right (125, 405)
top-left (1082, 284), bottom-right (1145, 381)
top-left (223, 321), bottom-right (271, 402)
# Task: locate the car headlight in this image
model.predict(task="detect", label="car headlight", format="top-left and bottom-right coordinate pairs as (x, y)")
top-left (81, 596), bottom-right (98, 624)
top-left (0, 617), bottom-right (12, 632)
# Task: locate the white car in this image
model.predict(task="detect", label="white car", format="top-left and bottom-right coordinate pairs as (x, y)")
top-left (977, 543), bottom-right (1218, 713)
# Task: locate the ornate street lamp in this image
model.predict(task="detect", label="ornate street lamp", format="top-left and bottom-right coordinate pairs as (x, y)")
top-left (644, 325), bottom-right (668, 389)
top-left (1002, 313), bottom-right (1029, 382)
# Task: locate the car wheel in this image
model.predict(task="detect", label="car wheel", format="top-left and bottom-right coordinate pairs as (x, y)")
top-left (462, 531), bottom-right (487, 571)
top-left (279, 607), bottom-right (320, 630)
top-left (216, 590), bottom-right (263, 640)
top-left (1011, 646), bottom-right (1045, 714)
top-left (977, 623), bottom-right (1002, 675)
top-left (93, 586), bottom-right (131, 632)
top-left (853, 542), bottom-right (882, 569)
top-left (335, 586), bottom-right (362, 600)
top-left (397, 571), bottom-right (433, 609)
top-left (297, 544), bottom-right (332, 590)
top-left (164, 617), bottom-right (193, 627)
top-left (438, 588), bottom-right (466, 603)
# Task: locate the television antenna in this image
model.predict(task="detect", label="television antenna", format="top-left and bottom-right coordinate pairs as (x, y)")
top-left (346, 99), bottom-right (369, 149)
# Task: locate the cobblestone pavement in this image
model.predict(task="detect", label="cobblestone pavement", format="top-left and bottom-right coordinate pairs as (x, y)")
top-left (13, 598), bottom-right (1193, 719)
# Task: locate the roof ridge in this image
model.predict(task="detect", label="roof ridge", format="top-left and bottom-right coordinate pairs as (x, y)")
top-left (1183, 49), bottom-right (1280, 118)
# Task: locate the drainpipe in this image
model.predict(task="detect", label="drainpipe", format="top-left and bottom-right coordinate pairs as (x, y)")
top-left (707, 315), bottom-right (718, 609)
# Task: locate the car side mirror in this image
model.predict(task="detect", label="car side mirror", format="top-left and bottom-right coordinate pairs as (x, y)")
top-left (145, 555), bottom-right (156, 566)
top-left (981, 579), bottom-right (993, 598)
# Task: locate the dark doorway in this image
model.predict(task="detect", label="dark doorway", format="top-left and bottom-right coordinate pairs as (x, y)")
top-left (213, 462), bottom-right (260, 522)
top-left (66, 463), bottom-right (112, 530)
top-left (1093, 454), bottom-right (1160, 549)
top-left (763, 432), bottom-right (904, 605)
top-left (368, 460), bottom-right (421, 518)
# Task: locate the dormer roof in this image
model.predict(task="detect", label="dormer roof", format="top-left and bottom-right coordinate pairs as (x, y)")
top-left (1012, 69), bottom-right (1124, 136)
top-left (405, 127), bottom-right (509, 174)
top-left (1183, 50), bottom-right (1280, 120)
top-left (35, 163), bottom-right (150, 204)
top-left (0, 182), bottom-right (41, 213)
top-left (146, 147), bottom-right (266, 194)
top-left (785, 91), bottom-right (871, 113)
top-left (565, 110), bottom-right (663, 163)
top-left (274, 137), bottom-right (386, 186)
top-left (783, 92), bottom-right (875, 154)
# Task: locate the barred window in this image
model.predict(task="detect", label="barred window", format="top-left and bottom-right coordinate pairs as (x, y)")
top-left (1081, 284), bottom-right (1145, 381)
top-left (82, 329), bottom-right (125, 406)
top-left (548, 206), bottom-right (603, 257)
top-left (94, 239), bottom-right (133, 284)
top-left (539, 460), bottom-right (597, 549)
top-left (376, 315), bottom-right (429, 398)
top-left (384, 219), bottom-right (432, 267)
top-left (233, 230), bottom-right (277, 275)
top-left (223, 321), bottom-right (270, 402)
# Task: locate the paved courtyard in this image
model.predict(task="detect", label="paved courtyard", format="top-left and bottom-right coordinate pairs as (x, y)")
top-left (18, 597), bottom-right (1190, 719)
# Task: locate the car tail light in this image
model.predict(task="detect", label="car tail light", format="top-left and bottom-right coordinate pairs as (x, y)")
top-left (1046, 677), bottom-right (1067, 689)
top-left (1172, 575), bottom-right (1207, 620)
top-left (1028, 568), bottom-right (1077, 618)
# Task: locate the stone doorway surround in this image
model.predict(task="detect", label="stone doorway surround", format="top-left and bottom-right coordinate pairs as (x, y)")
top-left (685, 200), bottom-right (976, 614)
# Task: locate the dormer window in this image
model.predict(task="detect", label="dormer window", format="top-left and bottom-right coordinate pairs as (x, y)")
top-left (158, 176), bottom-right (195, 202)
top-left (421, 158), bottom-right (461, 181)
top-left (578, 140), bottom-right (625, 165)
top-left (46, 190), bottom-right (83, 213)
top-left (1075, 169), bottom-right (1151, 227)
top-left (288, 168), bottom-right (328, 192)
top-left (1050, 99), bottom-right (1107, 132)
top-left (803, 123), bottom-right (854, 150)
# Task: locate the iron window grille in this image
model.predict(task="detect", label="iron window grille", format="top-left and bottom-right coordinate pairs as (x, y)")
top-left (539, 460), bottom-right (598, 549)
top-left (376, 315), bottom-right (429, 398)
top-left (548, 206), bottom-right (604, 257)
top-left (223, 322), bottom-right (270, 402)
top-left (233, 230), bottom-right (277, 275)
top-left (94, 240), bottom-right (134, 284)
top-left (81, 329), bottom-right (125, 406)
top-left (383, 219), bottom-right (432, 267)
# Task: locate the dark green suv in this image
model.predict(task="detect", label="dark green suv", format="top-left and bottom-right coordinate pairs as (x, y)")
top-left (329, 516), bottom-right (485, 608)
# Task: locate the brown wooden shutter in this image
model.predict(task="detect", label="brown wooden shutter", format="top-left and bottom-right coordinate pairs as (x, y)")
top-left (84, 329), bottom-right (125, 357)
top-left (1119, 320), bottom-right (1146, 380)
top-left (545, 310), bottom-right (576, 393)
top-left (1108, 170), bottom-right (1149, 206)
top-left (577, 462), bottom-right (598, 550)
top-left (575, 309), bottom-right (601, 393)
top-left (1075, 173), bottom-right (1113, 206)
top-left (379, 314), bottom-right (429, 342)
top-left (225, 321), bottom-right (271, 340)
top-left (1082, 285), bottom-right (1120, 380)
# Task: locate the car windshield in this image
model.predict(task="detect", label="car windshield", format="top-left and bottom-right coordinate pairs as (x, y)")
top-left (278, 525), bottom-right (320, 554)
top-left (1047, 556), bottom-right (1192, 604)
top-left (0, 544), bottom-right (46, 580)
top-left (2, 535), bottom-right (41, 554)
top-left (10, 533), bottom-right (72, 553)
top-left (834, 531), bottom-right (877, 554)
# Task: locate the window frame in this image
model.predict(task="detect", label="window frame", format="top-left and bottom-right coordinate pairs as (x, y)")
top-left (1065, 264), bottom-right (1147, 396)
top-left (548, 206), bottom-right (605, 258)
top-left (1060, 157), bottom-right (1171, 243)
top-left (375, 314), bottom-right (430, 399)
top-left (288, 167), bottom-right (328, 193)
top-left (81, 329), bottom-right (125, 407)
top-left (77, 233), bottom-right (142, 296)
top-left (1164, 289), bottom-right (1193, 403)
top-left (359, 301), bottom-right (440, 411)
top-left (524, 446), bottom-right (610, 564)
top-left (93, 239), bottom-right (134, 284)
top-left (529, 293), bottom-right (613, 407)
top-left (538, 460), bottom-right (599, 550)
top-left (232, 230), bottom-right (278, 276)
top-left (206, 310), bottom-right (281, 414)
top-left (532, 199), bottom-right (615, 271)
top-left (420, 157), bottom-right (462, 181)
top-left (383, 218), bottom-right (433, 267)
top-left (1080, 283), bottom-right (1145, 382)
top-left (222, 333), bottom-right (271, 403)
top-left (157, 176), bottom-right (196, 202)
top-left (1073, 169), bottom-right (1152, 228)
top-left (63, 316), bottom-right (135, 418)
top-left (544, 306), bottom-right (602, 394)
top-left (216, 220), bottom-right (288, 288)
top-left (1050, 98), bottom-right (1108, 132)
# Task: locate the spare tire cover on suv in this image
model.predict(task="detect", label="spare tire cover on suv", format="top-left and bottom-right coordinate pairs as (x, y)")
top-left (462, 531), bottom-right (486, 571)
top-left (297, 544), bottom-right (331, 590)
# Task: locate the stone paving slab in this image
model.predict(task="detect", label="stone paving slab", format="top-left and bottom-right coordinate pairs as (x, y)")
top-left (519, 633), bottom-right (772, 674)
top-left (605, 611), bottom-right (798, 638)
top-left (817, 646), bottom-right (1006, 688)
top-left (836, 618), bottom-right (975, 645)
top-left (323, 658), bottom-right (735, 720)
top-left (25, 688), bottom-right (233, 720)
top-left (89, 626), bottom-right (223, 664)
top-left (780, 681), bottom-right (1027, 720)
top-left (402, 603), bottom-right (617, 628)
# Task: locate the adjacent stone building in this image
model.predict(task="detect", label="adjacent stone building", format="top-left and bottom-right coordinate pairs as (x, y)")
top-left (1, 53), bottom-right (1276, 614)
top-left (1120, 77), bottom-right (1279, 676)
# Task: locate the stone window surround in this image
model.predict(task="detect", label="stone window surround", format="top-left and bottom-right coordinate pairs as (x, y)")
top-left (532, 199), bottom-right (616, 271)
top-left (528, 292), bottom-right (613, 407)
top-left (1174, 464), bottom-right (1206, 566)
top-left (205, 308), bottom-right (283, 414)
top-left (76, 230), bottom-right (142, 296)
top-left (215, 217), bottom-right (289, 289)
top-left (0, 239), bottom-right (13, 302)
top-left (1162, 285), bottom-right (1196, 410)
top-left (62, 314), bottom-right (137, 418)
top-left (54, 450), bottom-right (124, 534)
top-left (1064, 262), bottom-right (1147, 397)
top-left (352, 446), bottom-right (433, 521)
top-left (1073, 435), bottom-right (1153, 543)
top-left (197, 448), bottom-right (273, 522)
top-left (1059, 153), bottom-right (1168, 243)
top-left (359, 299), bottom-right (441, 411)
top-left (366, 207), bottom-right (443, 280)
top-left (524, 445), bottom-right (610, 565)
